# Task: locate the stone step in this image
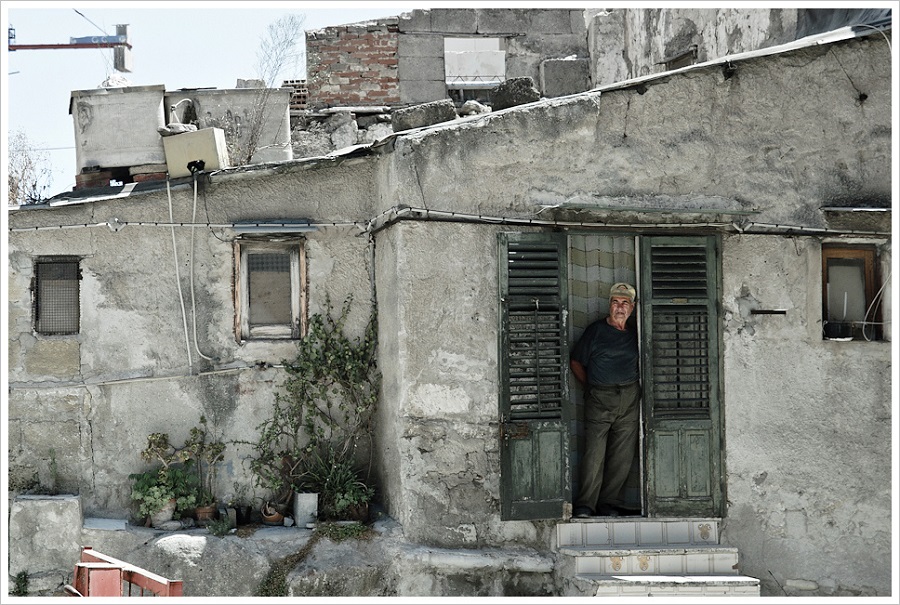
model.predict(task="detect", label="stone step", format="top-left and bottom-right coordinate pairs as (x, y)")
top-left (557, 517), bottom-right (720, 548)
top-left (560, 545), bottom-right (740, 576)
top-left (579, 574), bottom-right (761, 597)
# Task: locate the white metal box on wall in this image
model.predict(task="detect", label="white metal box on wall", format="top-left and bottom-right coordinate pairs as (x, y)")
top-left (162, 128), bottom-right (229, 178)
top-left (69, 84), bottom-right (166, 172)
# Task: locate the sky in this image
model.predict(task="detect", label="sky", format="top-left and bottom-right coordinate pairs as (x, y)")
top-left (1, 1), bottom-right (439, 197)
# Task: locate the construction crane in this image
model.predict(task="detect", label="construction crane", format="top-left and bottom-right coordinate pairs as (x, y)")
top-left (8, 23), bottom-right (133, 72)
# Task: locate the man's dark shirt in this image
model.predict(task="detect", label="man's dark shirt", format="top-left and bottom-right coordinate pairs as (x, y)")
top-left (571, 319), bottom-right (639, 386)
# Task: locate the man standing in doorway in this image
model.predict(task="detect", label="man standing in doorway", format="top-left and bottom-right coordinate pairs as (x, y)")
top-left (570, 282), bottom-right (640, 518)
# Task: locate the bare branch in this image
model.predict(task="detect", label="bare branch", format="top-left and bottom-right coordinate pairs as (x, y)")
top-left (8, 130), bottom-right (52, 205)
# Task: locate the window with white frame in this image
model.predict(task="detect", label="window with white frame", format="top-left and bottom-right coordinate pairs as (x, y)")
top-left (235, 240), bottom-right (306, 340)
top-left (33, 256), bottom-right (81, 335)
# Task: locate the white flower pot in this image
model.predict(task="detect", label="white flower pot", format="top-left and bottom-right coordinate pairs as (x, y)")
top-left (294, 492), bottom-right (318, 526)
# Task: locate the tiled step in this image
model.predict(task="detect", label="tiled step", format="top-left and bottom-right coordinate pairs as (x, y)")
top-left (560, 544), bottom-right (739, 575)
top-left (558, 517), bottom-right (721, 548)
top-left (583, 574), bottom-right (761, 597)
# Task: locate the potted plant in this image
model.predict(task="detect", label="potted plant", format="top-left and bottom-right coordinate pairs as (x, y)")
top-left (238, 296), bottom-right (379, 522)
top-left (182, 416), bottom-right (226, 525)
top-left (130, 432), bottom-right (197, 527)
top-left (299, 445), bottom-right (373, 522)
top-left (129, 465), bottom-right (197, 527)
top-left (225, 482), bottom-right (254, 525)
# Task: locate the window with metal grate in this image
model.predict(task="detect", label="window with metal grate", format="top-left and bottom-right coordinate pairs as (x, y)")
top-left (33, 257), bottom-right (81, 335)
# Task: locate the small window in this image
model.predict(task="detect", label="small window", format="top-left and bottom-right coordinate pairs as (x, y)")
top-left (235, 241), bottom-right (306, 340)
top-left (33, 257), bottom-right (81, 335)
top-left (444, 37), bottom-right (505, 106)
top-left (822, 245), bottom-right (881, 340)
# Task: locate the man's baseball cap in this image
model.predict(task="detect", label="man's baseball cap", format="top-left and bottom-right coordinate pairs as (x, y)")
top-left (609, 282), bottom-right (636, 302)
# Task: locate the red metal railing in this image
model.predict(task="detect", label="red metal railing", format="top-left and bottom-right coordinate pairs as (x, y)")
top-left (65, 546), bottom-right (183, 597)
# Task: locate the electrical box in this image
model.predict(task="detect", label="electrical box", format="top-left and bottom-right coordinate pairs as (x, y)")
top-left (162, 127), bottom-right (230, 178)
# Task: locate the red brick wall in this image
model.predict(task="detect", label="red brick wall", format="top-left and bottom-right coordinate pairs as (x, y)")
top-left (306, 22), bottom-right (400, 109)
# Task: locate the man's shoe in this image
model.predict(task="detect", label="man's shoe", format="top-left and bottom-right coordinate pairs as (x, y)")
top-left (573, 506), bottom-right (592, 518)
top-left (594, 504), bottom-right (620, 517)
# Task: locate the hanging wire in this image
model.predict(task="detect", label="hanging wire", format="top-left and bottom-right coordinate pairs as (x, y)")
top-left (189, 176), bottom-right (216, 361)
top-left (73, 9), bottom-right (108, 35)
top-left (72, 9), bottom-right (114, 77)
top-left (166, 179), bottom-right (194, 370)
top-left (862, 267), bottom-right (892, 342)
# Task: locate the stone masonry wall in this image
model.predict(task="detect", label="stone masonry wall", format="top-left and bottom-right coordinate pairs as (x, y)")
top-left (304, 9), bottom-right (589, 109)
top-left (305, 18), bottom-right (401, 110)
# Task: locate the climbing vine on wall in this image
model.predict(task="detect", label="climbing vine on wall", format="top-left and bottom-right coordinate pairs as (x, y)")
top-left (244, 295), bottom-right (379, 510)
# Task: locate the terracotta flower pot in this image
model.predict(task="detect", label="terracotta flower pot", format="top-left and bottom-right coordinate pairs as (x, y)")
top-left (261, 502), bottom-right (284, 526)
top-left (195, 504), bottom-right (217, 525)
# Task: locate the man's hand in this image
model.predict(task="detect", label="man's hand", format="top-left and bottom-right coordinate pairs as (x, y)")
top-left (570, 359), bottom-right (587, 385)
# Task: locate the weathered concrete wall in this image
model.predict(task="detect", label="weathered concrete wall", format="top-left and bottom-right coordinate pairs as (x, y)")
top-left (369, 33), bottom-right (891, 594)
top-left (178, 88), bottom-right (293, 165)
top-left (7, 28), bottom-right (891, 598)
top-left (7, 159), bottom-right (377, 517)
top-left (374, 220), bottom-right (558, 549)
top-left (376, 35), bottom-right (891, 225)
top-left (70, 85), bottom-right (167, 173)
top-left (720, 234), bottom-right (892, 596)
top-left (588, 8), bottom-right (800, 86)
top-left (397, 9), bottom-right (589, 104)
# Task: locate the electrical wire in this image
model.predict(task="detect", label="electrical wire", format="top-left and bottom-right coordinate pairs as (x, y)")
top-left (72, 9), bottom-right (115, 79)
top-left (167, 179), bottom-right (193, 370)
top-left (189, 176), bottom-right (216, 361)
top-left (863, 267), bottom-right (891, 342)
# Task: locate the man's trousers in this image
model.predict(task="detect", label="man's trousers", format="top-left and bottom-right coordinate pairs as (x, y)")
top-left (575, 381), bottom-right (641, 512)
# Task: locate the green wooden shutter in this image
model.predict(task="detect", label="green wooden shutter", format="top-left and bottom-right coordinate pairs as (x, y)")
top-left (641, 236), bottom-right (723, 517)
top-left (499, 232), bottom-right (571, 520)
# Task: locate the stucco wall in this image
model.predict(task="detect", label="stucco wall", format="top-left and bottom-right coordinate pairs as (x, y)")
top-left (377, 34), bottom-right (891, 225)
top-left (373, 220), bottom-right (557, 549)
top-left (7, 28), bottom-right (892, 597)
top-left (7, 160), bottom-right (377, 515)
top-left (720, 234), bottom-right (892, 596)
top-left (369, 32), bottom-right (891, 593)
top-left (588, 8), bottom-right (800, 86)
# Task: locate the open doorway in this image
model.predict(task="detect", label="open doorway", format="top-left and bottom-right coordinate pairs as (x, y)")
top-left (567, 234), bottom-right (642, 516)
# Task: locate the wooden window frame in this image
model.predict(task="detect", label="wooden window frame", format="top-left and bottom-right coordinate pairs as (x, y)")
top-left (233, 239), bottom-right (306, 342)
top-left (821, 244), bottom-right (880, 341)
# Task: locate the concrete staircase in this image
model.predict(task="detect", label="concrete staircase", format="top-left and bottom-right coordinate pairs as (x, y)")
top-left (556, 517), bottom-right (761, 597)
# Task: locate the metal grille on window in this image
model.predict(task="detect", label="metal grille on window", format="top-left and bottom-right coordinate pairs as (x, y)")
top-left (248, 253), bottom-right (291, 327)
top-left (506, 242), bottom-right (565, 419)
top-left (35, 260), bottom-right (80, 335)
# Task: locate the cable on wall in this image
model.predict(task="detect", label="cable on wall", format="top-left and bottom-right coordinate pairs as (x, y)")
top-left (189, 176), bottom-right (216, 362)
top-left (166, 179), bottom-right (193, 370)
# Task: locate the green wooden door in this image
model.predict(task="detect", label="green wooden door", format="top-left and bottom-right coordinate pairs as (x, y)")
top-left (498, 232), bottom-right (571, 520)
top-left (640, 236), bottom-right (724, 517)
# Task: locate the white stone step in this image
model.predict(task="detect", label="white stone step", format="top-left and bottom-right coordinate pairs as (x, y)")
top-left (558, 517), bottom-right (720, 548)
top-left (560, 544), bottom-right (740, 575)
top-left (582, 574), bottom-right (761, 597)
